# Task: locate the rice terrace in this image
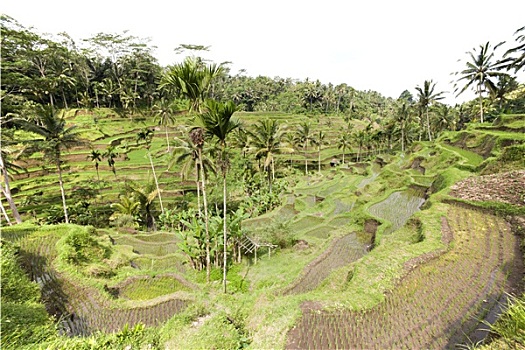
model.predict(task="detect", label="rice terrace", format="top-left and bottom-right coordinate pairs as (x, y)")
top-left (1, 15), bottom-right (525, 350)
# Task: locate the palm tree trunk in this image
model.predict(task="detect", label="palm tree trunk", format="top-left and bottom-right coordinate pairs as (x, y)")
top-left (478, 83), bottom-right (484, 123)
top-left (401, 125), bottom-right (405, 153)
top-left (318, 146), bottom-right (321, 173)
top-left (0, 154), bottom-right (22, 224)
top-left (426, 108), bottom-right (432, 141)
top-left (222, 172), bottom-right (228, 294)
top-left (0, 195), bottom-right (12, 225)
top-left (198, 148), bottom-right (211, 283)
top-left (267, 164), bottom-right (272, 194)
top-left (148, 151), bottom-right (164, 214)
top-left (195, 161), bottom-right (202, 217)
top-left (56, 158), bottom-right (69, 224)
top-left (304, 145), bottom-right (308, 175)
top-left (165, 126), bottom-right (170, 153)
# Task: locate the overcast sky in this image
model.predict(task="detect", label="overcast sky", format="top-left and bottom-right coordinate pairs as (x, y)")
top-left (2, 0), bottom-right (524, 105)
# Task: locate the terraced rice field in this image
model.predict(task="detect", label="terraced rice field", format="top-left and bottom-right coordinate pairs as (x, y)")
top-left (10, 230), bottom-right (190, 336)
top-left (286, 205), bottom-right (520, 349)
top-left (284, 233), bottom-right (367, 295)
top-left (368, 188), bottom-right (426, 235)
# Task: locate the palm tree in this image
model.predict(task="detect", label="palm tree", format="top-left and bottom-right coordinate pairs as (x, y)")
top-left (0, 125), bottom-right (24, 224)
top-left (415, 80), bottom-right (444, 141)
top-left (20, 106), bottom-right (83, 223)
top-left (104, 145), bottom-right (118, 176)
top-left (123, 181), bottom-right (160, 231)
top-left (395, 102), bottom-right (410, 152)
top-left (337, 132), bottom-right (352, 164)
top-left (153, 98), bottom-right (178, 153)
top-left (354, 123), bottom-right (372, 162)
top-left (454, 42), bottom-right (508, 123)
top-left (502, 26), bottom-right (525, 73)
top-left (159, 57), bottom-right (226, 113)
top-left (0, 149), bottom-right (23, 224)
top-left (189, 126), bottom-right (212, 282)
top-left (169, 135), bottom-right (215, 217)
top-left (196, 99), bottom-right (240, 293)
top-left (87, 149), bottom-right (102, 180)
top-left (294, 122), bottom-right (316, 175)
top-left (316, 130), bottom-right (327, 173)
top-left (232, 126), bottom-right (250, 159)
top-left (247, 119), bottom-right (291, 192)
top-left (137, 128), bottom-right (164, 215)
top-left (432, 104), bottom-right (456, 136)
top-left (283, 131), bottom-right (298, 167)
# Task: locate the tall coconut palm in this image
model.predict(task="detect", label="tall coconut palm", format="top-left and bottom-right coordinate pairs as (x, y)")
top-left (316, 130), bottom-right (327, 173)
top-left (0, 124), bottom-right (24, 224)
top-left (454, 42), bottom-right (508, 123)
top-left (0, 149), bottom-right (23, 224)
top-left (104, 145), bottom-right (118, 176)
top-left (395, 102), bottom-right (411, 152)
top-left (188, 126), bottom-right (212, 282)
top-left (294, 122), bottom-right (316, 175)
top-left (159, 57), bottom-right (226, 113)
top-left (354, 123), bottom-right (372, 162)
top-left (137, 128), bottom-right (164, 215)
top-left (169, 135), bottom-right (215, 217)
top-left (247, 118), bottom-right (291, 192)
top-left (87, 149), bottom-right (102, 180)
top-left (232, 126), bottom-right (250, 159)
top-left (502, 26), bottom-right (525, 74)
top-left (337, 132), bottom-right (352, 164)
top-left (153, 98), bottom-right (179, 153)
top-left (20, 106), bottom-right (83, 223)
top-left (415, 80), bottom-right (444, 141)
top-left (196, 99), bottom-right (240, 293)
top-left (123, 181), bottom-right (160, 231)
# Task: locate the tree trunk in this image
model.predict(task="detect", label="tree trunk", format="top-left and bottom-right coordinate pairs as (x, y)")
top-left (304, 145), bottom-right (308, 175)
top-left (222, 172), bottom-right (228, 293)
top-left (195, 161), bottom-right (202, 218)
top-left (318, 146), bottom-right (321, 173)
top-left (165, 126), bottom-right (170, 153)
top-left (56, 158), bottom-right (69, 224)
top-left (426, 108), bottom-right (432, 141)
top-left (478, 83), bottom-right (484, 123)
top-left (0, 195), bottom-right (12, 225)
top-left (148, 151), bottom-right (164, 214)
top-left (199, 148), bottom-right (211, 283)
top-left (0, 153), bottom-right (22, 224)
top-left (401, 125), bottom-right (405, 153)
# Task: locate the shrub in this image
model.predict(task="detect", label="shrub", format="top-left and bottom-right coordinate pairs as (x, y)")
top-left (60, 228), bottom-right (110, 265)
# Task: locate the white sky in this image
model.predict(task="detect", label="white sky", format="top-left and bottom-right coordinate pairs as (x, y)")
top-left (2, 0), bottom-right (524, 105)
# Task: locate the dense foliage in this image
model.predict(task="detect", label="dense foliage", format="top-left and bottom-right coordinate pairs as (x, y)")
top-left (0, 14), bottom-right (524, 350)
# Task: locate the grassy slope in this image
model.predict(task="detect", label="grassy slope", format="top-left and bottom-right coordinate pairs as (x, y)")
top-left (4, 110), bottom-right (524, 349)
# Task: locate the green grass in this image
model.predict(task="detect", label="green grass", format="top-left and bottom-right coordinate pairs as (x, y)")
top-left (4, 108), bottom-right (524, 349)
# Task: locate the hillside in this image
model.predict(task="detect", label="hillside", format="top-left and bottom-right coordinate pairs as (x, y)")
top-left (1, 111), bottom-right (524, 349)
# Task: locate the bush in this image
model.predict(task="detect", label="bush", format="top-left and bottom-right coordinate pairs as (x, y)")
top-left (59, 228), bottom-right (110, 265)
top-left (256, 220), bottom-right (296, 249)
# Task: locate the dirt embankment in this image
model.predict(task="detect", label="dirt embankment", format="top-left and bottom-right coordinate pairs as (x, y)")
top-left (449, 170), bottom-right (525, 207)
